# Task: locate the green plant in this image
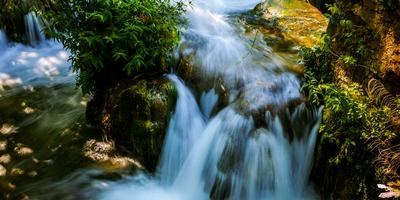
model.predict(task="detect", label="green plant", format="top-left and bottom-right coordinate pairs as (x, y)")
top-left (47, 0), bottom-right (185, 93)
top-left (377, 0), bottom-right (400, 11)
top-left (301, 45), bottom-right (398, 198)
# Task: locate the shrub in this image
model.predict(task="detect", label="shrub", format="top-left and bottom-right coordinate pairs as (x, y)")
top-left (302, 45), bottom-right (397, 198)
top-left (47, 0), bottom-right (185, 93)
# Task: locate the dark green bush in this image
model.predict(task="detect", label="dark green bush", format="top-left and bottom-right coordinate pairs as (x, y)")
top-left (47, 0), bottom-right (185, 93)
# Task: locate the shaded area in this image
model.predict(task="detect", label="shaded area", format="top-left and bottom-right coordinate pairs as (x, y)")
top-left (0, 85), bottom-right (92, 199)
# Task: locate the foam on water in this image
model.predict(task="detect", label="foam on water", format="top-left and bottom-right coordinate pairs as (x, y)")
top-left (158, 75), bottom-right (206, 185)
top-left (0, 13), bottom-right (72, 91)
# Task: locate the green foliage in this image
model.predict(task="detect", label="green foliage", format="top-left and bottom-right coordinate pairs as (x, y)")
top-left (377, 0), bottom-right (400, 11)
top-left (302, 46), bottom-right (397, 198)
top-left (339, 55), bottom-right (357, 66)
top-left (46, 0), bottom-right (185, 93)
top-left (322, 4), bottom-right (378, 73)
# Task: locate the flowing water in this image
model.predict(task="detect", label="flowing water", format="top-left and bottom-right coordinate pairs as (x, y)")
top-left (0, 1), bottom-right (323, 200)
top-left (98, 0), bottom-right (322, 200)
top-left (0, 12), bottom-right (90, 199)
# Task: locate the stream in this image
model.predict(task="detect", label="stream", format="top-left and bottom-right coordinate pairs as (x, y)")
top-left (0, 0), bottom-right (324, 199)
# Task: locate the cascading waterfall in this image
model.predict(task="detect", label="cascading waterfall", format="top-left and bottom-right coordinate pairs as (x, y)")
top-left (25, 11), bottom-right (46, 46)
top-left (0, 30), bottom-right (7, 50)
top-left (158, 75), bottom-right (207, 185)
top-left (99, 0), bottom-right (323, 200)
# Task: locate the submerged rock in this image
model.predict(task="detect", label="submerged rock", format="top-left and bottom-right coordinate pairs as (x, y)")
top-left (86, 76), bottom-right (177, 171)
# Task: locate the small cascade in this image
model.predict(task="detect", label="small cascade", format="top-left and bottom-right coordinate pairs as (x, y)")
top-left (0, 29), bottom-right (7, 50)
top-left (211, 105), bottom-right (322, 200)
top-left (24, 12), bottom-right (46, 46)
top-left (158, 74), bottom-right (207, 185)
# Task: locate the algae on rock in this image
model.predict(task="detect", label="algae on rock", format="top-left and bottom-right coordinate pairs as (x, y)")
top-left (86, 76), bottom-right (177, 171)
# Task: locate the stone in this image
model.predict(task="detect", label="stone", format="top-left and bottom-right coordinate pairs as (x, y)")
top-left (86, 75), bottom-right (177, 171)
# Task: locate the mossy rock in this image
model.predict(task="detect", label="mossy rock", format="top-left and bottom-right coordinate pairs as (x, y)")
top-left (86, 76), bottom-right (177, 171)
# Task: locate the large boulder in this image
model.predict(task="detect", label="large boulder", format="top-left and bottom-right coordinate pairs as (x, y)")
top-left (86, 75), bottom-right (177, 171)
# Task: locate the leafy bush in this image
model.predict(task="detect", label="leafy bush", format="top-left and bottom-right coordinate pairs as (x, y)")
top-left (47, 0), bottom-right (185, 93)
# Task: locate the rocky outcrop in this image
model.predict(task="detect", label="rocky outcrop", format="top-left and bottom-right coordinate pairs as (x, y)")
top-left (86, 75), bottom-right (177, 171)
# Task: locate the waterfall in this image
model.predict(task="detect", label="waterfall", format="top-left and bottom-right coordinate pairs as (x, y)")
top-left (0, 30), bottom-right (7, 50)
top-left (24, 12), bottom-right (46, 46)
top-left (98, 0), bottom-right (322, 199)
top-left (158, 75), bottom-right (207, 185)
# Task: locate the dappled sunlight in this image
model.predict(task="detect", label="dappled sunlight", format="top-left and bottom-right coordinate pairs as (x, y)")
top-left (0, 82), bottom-right (91, 198)
top-left (263, 0), bottom-right (328, 48)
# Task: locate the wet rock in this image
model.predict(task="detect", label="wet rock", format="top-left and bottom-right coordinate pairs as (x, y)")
top-left (86, 76), bottom-right (177, 171)
top-left (0, 141), bottom-right (7, 151)
top-left (0, 123), bottom-right (18, 135)
top-left (83, 139), bottom-right (115, 162)
top-left (10, 168), bottom-right (24, 176)
top-left (13, 144), bottom-right (33, 156)
top-left (0, 154), bottom-right (11, 164)
top-left (83, 139), bottom-right (143, 170)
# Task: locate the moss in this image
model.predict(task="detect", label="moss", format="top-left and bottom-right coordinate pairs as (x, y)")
top-left (97, 76), bottom-right (176, 171)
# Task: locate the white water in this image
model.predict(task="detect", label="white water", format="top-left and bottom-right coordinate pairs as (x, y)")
top-left (0, 13), bottom-right (72, 92)
top-left (25, 12), bottom-right (46, 46)
top-left (158, 75), bottom-right (207, 185)
top-left (98, 0), bottom-right (322, 199)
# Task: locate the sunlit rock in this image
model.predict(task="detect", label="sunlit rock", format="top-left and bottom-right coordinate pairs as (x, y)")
top-left (0, 123), bottom-right (18, 135)
top-left (27, 171), bottom-right (38, 177)
top-left (14, 143), bottom-right (33, 156)
top-left (0, 164), bottom-right (7, 176)
top-left (0, 154), bottom-right (11, 164)
top-left (23, 107), bottom-right (35, 114)
top-left (0, 141), bottom-right (7, 151)
top-left (42, 159), bottom-right (54, 166)
top-left (83, 139), bottom-right (143, 170)
top-left (83, 139), bottom-right (115, 162)
top-left (10, 167), bottom-right (24, 176)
